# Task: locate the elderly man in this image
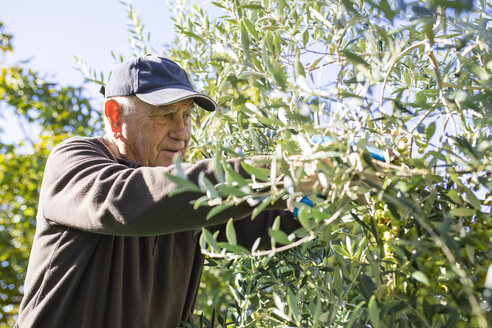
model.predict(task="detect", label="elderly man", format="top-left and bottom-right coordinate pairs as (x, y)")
top-left (16, 55), bottom-right (297, 328)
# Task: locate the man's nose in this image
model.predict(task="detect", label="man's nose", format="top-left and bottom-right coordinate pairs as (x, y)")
top-left (169, 114), bottom-right (189, 141)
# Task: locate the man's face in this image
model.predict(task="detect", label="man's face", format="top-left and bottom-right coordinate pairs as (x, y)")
top-left (118, 98), bottom-right (194, 167)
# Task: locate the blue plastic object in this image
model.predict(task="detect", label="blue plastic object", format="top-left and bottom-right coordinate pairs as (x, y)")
top-left (311, 135), bottom-right (386, 162)
top-left (293, 195), bottom-right (314, 218)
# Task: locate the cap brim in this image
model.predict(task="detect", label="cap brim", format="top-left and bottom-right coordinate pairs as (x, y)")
top-left (136, 87), bottom-right (216, 111)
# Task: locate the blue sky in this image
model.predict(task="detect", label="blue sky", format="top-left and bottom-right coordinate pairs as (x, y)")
top-left (2, 0), bottom-right (175, 87)
top-left (1, 0), bottom-right (177, 142)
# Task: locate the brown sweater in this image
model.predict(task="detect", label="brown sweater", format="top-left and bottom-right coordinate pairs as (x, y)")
top-left (16, 136), bottom-right (296, 328)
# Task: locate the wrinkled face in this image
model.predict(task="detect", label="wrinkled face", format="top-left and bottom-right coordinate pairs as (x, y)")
top-left (118, 98), bottom-right (194, 167)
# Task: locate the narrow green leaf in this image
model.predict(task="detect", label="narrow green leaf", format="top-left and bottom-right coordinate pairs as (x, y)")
top-left (198, 171), bottom-right (219, 198)
top-left (214, 156), bottom-right (225, 184)
top-left (270, 157), bottom-right (277, 186)
top-left (202, 227), bottom-right (220, 251)
top-left (423, 298), bottom-right (435, 325)
top-left (350, 212), bottom-right (373, 236)
top-left (248, 125), bottom-right (261, 151)
top-left (215, 184), bottom-right (247, 197)
top-left (298, 207), bottom-right (314, 231)
top-left (257, 115), bottom-right (283, 127)
top-left (354, 235), bottom-right (367, 261)
top-left (271, 59), bottom-right (287, 88)
top-left (450, 207), bottom-right (475, 217)
top-left (165, 173), bottom-right (202, 195)
top-left (426, 122), bottom-right (436, 140)
top-left (387, 242), bottom-right (408, 261)
top-left (241, 161), bottom-right (270, 181)
top-left (252, 196), bottom-right (273, 219)
top-left (302, 28), bottom-right (309, 46)
top-left (265, 30), bottom-right (275, 54)
top-left (379, 0), bottom-right (396, 22)
top-left (347, 300), bottom-right (366, 328)
top-left (412, 270), bottom-right (430, 286)
top-left (240, 20), bottom-right (251, 61)
top-left (358, 274), bottom-right (377, 301)
top-left (333, 267), bottom-right (342, 295)
top-left (224, 163), bottom-right (248, 187)
top-left (268, 228), bottom-right (290, 245)
top-left (362, 151), bottom-right (378, 171)
top-left (309, 56), bottom-right (323, 71)
top-left (403, 71), bottom-right (411, 87)
top-left (211, 1), bottom-right (225, 8)
top-left (342, 50), bottom-right (369, 68)
top-left (206, 203), bottom-right (233, 220)
top-left (216, 242), bottom-right (250, 254)
top-left (192, 195), bottom-right (211, 209)
top-left (332, 244), bottom-right (351, 258)
top-left (287, 290), bottom-right (300, 322)
top-left (294, 47), bottom-right (305, 78)
top-left (368, 295), bottom-right (380, 328)
top-left (273, 31), bottom-right (282, 54)
top-left (242, 17), bottom-right (259, 40)
top-left (273, 215), bottom-right (281, 230)
top-left (309, 8), bottom-right (332, 28)
top-left (240, 4), bottom-right (264, 9)
top-left (174, 156), bottom-right (187, 178)
top-left (181, 31), bottom-right (206, 44)
top-left (226, 218), bottom-right (237, 245)
top-left (466, 190), bottom-right (481, 209)
top-left (458, 55), bottom-right (490, 80)
top-left (466, 244), bottom-right (475, 265)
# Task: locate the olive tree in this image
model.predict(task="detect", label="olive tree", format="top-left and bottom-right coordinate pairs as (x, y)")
top-left (158, 0), bottom-right (491, 326)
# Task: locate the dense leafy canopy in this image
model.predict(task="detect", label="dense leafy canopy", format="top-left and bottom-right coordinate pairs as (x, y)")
top-left (163, 0), bottom-right (491, 326)
top-left (1, 0), bottom-right (491, 327)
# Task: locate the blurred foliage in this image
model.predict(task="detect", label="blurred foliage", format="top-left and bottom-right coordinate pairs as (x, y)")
top-left (0, 23), bottom-right (100, 327)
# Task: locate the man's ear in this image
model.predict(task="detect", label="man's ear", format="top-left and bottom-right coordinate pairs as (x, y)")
top-left (104, 99), bottom-right (121, 133)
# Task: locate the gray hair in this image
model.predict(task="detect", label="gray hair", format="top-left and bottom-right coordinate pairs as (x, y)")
top-left (103, 95), bottom-right (139, 139)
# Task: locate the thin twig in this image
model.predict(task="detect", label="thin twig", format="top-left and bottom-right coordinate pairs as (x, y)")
top-left (461, 41), bottom-right (480, 57)
top-left (442, 82), bottom-right (481, 91)
top-left (202, 202), bottom-right (350, 260)
top-left (201, 232), bottom-right (316, 260)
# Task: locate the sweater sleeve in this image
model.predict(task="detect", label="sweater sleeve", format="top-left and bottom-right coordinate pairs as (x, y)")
top-left (213, 210), bottom-right (301, 250)
top-left (39, 137), bottom-right (257, 236)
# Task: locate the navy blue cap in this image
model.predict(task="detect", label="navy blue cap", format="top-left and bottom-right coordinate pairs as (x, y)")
top-left (100, 55), bottom-right (216, 111)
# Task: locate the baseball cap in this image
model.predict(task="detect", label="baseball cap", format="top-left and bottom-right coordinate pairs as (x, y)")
top-left (100, 54), bottom-right (216, 111)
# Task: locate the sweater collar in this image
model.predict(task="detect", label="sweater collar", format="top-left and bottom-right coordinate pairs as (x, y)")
top-left (100, 136), bottom-right (141, 168)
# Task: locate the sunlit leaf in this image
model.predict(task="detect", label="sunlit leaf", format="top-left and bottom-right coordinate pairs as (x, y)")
top-left (226, 218), bottom-right (237, 245)
top-left (368, 295), bottom-right (380, 328)
top-left (412, 271), bottom-right (430, 286)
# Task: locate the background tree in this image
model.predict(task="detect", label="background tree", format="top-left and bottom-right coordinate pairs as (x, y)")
top-left (0, 22), bottom-right (99, 327)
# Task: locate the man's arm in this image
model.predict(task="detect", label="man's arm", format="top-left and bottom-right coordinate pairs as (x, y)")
top-left (40, 137), bottom-right (258, 236)
top-left (233, 210), bottom-right (300, 249)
